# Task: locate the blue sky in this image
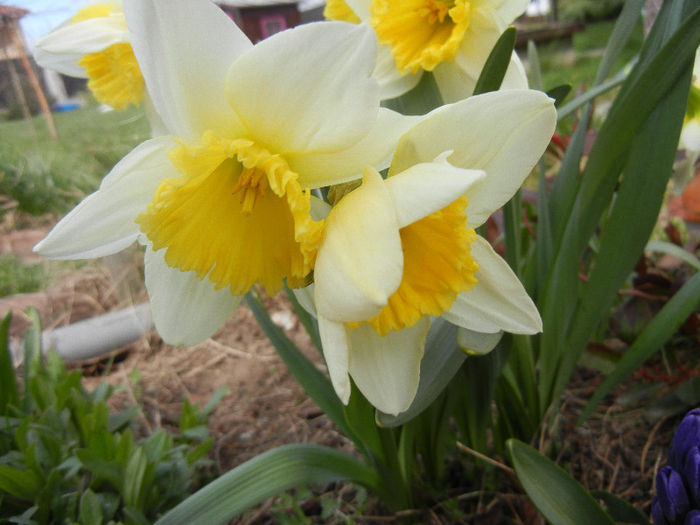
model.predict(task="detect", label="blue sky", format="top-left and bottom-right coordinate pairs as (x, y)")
top-left (7, 0), bottom-right (88, 48)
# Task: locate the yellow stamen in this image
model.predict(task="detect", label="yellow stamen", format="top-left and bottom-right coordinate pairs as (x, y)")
top-left (136, 131), bottom-right (323, 296)
top-left (370, 0), bottom-right (471, 74)
top-left (352, 196), bottom-right (478, 336)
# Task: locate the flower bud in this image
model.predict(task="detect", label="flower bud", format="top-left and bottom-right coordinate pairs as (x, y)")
top-left (686, 510), bottom-right (700, 525)
top-left (652, 496), bottom-right (669, 525)
top-left (670, 409), bottom-right (700, 471)
top-left (685, 447), bottom-right (700, 507)
top-left (657, 465), bottom-right (690, 524)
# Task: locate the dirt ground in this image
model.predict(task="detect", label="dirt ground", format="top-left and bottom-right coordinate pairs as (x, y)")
top-left (0, 217), bottom-right (685, 524)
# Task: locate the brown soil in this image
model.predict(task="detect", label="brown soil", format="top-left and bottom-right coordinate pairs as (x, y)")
top-left (0, 221), bottom-right (684, 524)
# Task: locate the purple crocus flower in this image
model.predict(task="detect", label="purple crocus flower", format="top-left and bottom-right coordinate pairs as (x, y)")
top-left (653, 410), bottom-right (700, 525)
top-left (670, 409), bottom-right (700, 471)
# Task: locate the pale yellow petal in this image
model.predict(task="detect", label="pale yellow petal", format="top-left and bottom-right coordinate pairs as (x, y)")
top-left (348, 317), bottom-right (431, 415)
top-left (443, 236), bottom-right (542, 334)
top-left (314, 167), bottom-right (403, 323)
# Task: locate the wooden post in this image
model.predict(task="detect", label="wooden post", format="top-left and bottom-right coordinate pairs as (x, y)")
top-left (9, 18), bottom-right (58, 139)
top-left (0, 18), bottom-right (35, 136)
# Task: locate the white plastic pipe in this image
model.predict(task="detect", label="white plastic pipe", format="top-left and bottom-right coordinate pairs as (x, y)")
top-left (41, 303), bottom-right (153, 361)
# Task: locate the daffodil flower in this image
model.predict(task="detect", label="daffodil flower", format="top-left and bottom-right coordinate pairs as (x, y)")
top-left (308, 90), bottom-right (556, 415)
top-left (34, 1), bottom-right (144, 111)
top-left (35, 0), bottom-right (413, 347)
top-left (325, 0), bottom-right (529, 101)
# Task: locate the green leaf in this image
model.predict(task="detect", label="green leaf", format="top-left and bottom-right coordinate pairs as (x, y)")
top-left (507, 440), bottom-right (615, 525)
top-left (579, 270), bottom-right (700, 423)
top-left (539, 3), bottom-right (700, 413)
top-left (244, 294), bottom-right (357, 446)
top-left (645, 240), bottom-right (700, 271)
top-left (0, 465), bottom-right (41, 501)
top-left (546, 84), bottom-right (572, 108)
top-left (377, 319), bottom-right (464, 427)
top-left (79, 489), bottom-right (103, 525)
top-left (473, 26), bottom-right (516, 95)
top-left (123, 447), bottom-right (153, 511)
top-left (591, 490), bottom-right (651, 525)
top-left (200, 387), bottom-right (229, 418)
top-left (382, 71), bottom-right (443, 115)
top-left (527, 41), bottom-right (543, 91)
top-left (154, 444), bottom-right (381, 525)
top-left (0, 312), bottom-right (18, 415)
top-left (76, 449), bottom-right (123, 491)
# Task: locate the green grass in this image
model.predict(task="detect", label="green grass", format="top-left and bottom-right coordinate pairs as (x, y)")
top-left (0, 254), bottom-right (47, 297)
top-left (0, 101), bottom-right (149, 215)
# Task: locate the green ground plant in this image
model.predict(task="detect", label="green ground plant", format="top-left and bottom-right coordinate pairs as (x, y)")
top-left (0, 309), bottom-right (221, 524)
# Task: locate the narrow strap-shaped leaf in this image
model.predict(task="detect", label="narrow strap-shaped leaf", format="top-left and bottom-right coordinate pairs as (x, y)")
top-left (527, 40), bottom-right (543, 91)
top-left (244, 294), bottom-right (358, 446)
top-left (547, 84), bottom-right (572, 108)
top-left (579, 270), bottom-right (700, 424)
top-left (555, 48), bottom-right (692, 404)
top-left (645, 241), bottom-right (700, 271)
top-left (556, 71), bottom-right (627, 121)
top-left (507, 439), bottom-right (616, 525)
top-left (0, 312), bottom-right (18, 414)
top-left (539, 5), bottom-right (700, 409)
top-left (155, 444), bottom-right (381, 525)
top-left (593, 0), bottom-right (643, 85)
top-left (473, 26), bottom-right (516, 95)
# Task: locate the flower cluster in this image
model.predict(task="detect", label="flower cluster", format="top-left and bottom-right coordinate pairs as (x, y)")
top-left (653, 409), bottom-right (700, 525)
top-left (35, 0), bottom-right (556, 416)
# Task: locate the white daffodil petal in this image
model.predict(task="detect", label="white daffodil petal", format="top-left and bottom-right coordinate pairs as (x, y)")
top-left (385, 162), bottom-right (485, 228)
top-left (681, 119), bottom-right (700, 152)
top-left (374, 46), bottom-right (422, 100)
top-left (490, 0), bottom-right (529, 26)
top-left (314, 167), bottom-right (403, 322)
top-left (443, 236), bottom-right (542, 334)
top-left (34, 137), bottom-right (177, 260)
top-left (344, 0), bottom-right (370, 21)
top-left (392, 90), bottom-right (556, 227)
top-left (144, 247), bottom-right (242, 347)
top-left (457, 327), bottom-right (503, 356)
top-left (501, 52), bottom-right (529, 90)
top-left (288, 109), bottom-right (420, 188)
top-left (318, 315), bottom-right (351, 404)
top-left (35, 16), bottom-right (128, 55)
top-left (123, 0), bottom-right (251, 138)
top-left (293, 284), bottom-right (317, 319)
top-left (226, 21), bottom-right (379, 154)
top-left (348, 317), bottom-right (431, 416)
top-left (33, 48), bottom-right (86, 77)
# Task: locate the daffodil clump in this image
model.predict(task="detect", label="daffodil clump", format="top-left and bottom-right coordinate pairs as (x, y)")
top-left (36, 0), bottom-right (556, 416)
top-left (34, 1), bottom-right (144, 110)
top-left (325, 0), bottom-right (529, 101)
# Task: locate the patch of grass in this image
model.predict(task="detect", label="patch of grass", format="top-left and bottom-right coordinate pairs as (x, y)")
top-left (0, 100), bottom-right (149, 215)
top-left (0, 254), bottom-right (47, 297)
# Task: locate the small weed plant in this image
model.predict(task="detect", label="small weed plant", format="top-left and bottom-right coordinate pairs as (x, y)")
top-left (0, 309), bottom-right (222, 524)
